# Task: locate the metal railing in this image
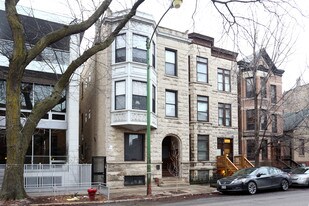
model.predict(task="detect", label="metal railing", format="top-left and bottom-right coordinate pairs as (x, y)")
top-left (0, 164), bottom-right (109, 199)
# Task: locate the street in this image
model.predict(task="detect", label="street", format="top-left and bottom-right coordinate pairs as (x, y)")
top-left (104, 187), bottom-right (309, 206)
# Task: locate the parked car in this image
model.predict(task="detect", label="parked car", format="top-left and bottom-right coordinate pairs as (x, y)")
top-left (289, 167), bottom-right (309, 187)
top-left (217, 166), bottom-right (292, 195)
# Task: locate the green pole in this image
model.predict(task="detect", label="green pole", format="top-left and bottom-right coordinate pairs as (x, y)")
top-left (145, 1), bottom-right (182, 196)
top-left (146, 38), bottom-right (152, 196)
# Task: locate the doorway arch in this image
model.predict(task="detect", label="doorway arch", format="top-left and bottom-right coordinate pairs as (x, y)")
top-left (162, 136), bottom-right (180, 177)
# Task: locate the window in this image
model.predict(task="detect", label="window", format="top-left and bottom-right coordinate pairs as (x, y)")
top-left (218, 68), bottom-right (230, 92)
top-left (272, 114), bottom-right (277, 133)
top-left (20, 83), bottom-right (65, 112)
top-left (246, 110), bottom-right (255, 130)
top-left (197, 96), bottom-right (208, 121)
top-left (247, 109), bottom-right (267, 130)
top-left (257, 167), bottom-right (270, 175)
top-left (261, 140), bottom-right (268, 160)
top-left (165, 49), bottom-right (177, 76)
top-left (260, 110), bottom-right (267, 130)
top-left (247, 139), bottom-right (255, 160)
top-left (0, 80), bottom-right (6, 108)
top-left (299, 139), bottom-right (305, 156)
top-left (197, 57), bottom-right (208, 83)
top-left (152, 41), bottom-right (156, 68)
top-left (25, 129), bottom-right (66, 164)
top-left (218, 103), bottom-right (231, 126)
top-left (152, 85), bottom-right (156, 113)
top-left (197, 170), bottom-right (209, 181)
top-left (132, 81), bottom-right (146, 110)
top-left (165, 90), bottom-right (177, 117)
top-left (132, 34), bottom-right (147, 63)
top-left (271, 85), bottom-right (277, 104)
top-left (124, 133), bottom-right (144, 161)
top-left (124, 176), bottom-right (145, 186)
top-left (115, 80), bottom-right (126, 110)
top-left (246, 78), bottom-right (254, 98)
top-left (260, 77), bottom-right (267, 98)
top-left (21, 83), bottom-right (33, 110)
top-left (198, 135), bottom-right (209, 161)
top-left (115, 34), bottom-right (126, 63)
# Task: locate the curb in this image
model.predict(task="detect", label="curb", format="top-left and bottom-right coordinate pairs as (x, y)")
top-left (29, 191), bottom-right (220, 205)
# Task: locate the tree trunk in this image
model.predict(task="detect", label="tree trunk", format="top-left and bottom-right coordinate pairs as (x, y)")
top-left (253, 69), bottom-right (260, 167)
top-left (1, 162), bottom-right (27, 200)
top-left (0, 68), bottom-right (28, 199)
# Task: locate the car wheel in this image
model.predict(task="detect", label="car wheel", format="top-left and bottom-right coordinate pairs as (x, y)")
top-left (247, 181), bottom-right (257, 195)
top-left (281, 179), bottom-right (289, 191)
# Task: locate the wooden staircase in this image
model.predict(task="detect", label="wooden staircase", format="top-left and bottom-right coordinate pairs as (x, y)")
top-left (216, 154), bottom-right (254, 177)
top-left (234, 155), bottom-right (255, 169)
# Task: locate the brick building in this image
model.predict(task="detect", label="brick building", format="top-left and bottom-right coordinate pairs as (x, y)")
top-left (238, 49), bottom-right (285, 166)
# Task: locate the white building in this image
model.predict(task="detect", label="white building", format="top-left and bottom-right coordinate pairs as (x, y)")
top-left (80, 10), bottom-right (239, 188)
top-left (0, 4), bottom-right (80, 165)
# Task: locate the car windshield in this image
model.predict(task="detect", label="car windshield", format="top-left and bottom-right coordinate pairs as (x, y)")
top-left (291, 167), bottom-right (309, 174)
top-left (232, 168), bottom-right (258, 176)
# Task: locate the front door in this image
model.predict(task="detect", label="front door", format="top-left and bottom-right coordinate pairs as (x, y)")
top-left (162, 136), bottom-right (179, 177)
top-left (217, 138), bottom-right (233, 161)
top-left (92, 156), bottom-right (106, 183)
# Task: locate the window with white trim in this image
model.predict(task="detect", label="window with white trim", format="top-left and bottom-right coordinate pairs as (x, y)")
top-left (132, 34), bottom-right (147, 63)
top-left (115, 80), bottom-right (126, 110)
top-left (132, 80), bottom-right (147, 110)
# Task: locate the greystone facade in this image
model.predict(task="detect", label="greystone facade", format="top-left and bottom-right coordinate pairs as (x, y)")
top-left (80, 10), bottom-right (238, 188)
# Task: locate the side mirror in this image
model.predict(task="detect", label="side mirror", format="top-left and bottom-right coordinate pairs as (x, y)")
top-left (256, 173), bottom-right (265, 177)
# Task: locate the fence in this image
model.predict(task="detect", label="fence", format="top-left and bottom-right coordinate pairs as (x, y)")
top-left (0, 164), bottom-right (109, 199)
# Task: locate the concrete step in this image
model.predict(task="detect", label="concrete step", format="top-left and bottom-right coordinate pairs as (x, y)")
top-left (159, 177), bottom-right (189, 187)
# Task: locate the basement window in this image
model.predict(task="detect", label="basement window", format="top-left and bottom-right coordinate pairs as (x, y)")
top-left (124, 176), bottom-right (145, 186)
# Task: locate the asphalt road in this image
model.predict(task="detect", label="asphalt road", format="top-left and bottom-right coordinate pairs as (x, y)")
top-left (105, 187), bottom-right (309, 206)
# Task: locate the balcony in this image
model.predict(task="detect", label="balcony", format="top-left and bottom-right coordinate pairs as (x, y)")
top-left (111, 110), bottom-right (157, 131)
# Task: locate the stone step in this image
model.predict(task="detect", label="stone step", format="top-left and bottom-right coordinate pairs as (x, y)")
top-left (159, 177), bottom-right (189, 187)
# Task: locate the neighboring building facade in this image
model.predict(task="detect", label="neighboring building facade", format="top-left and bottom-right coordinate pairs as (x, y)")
top-left (238, 49), bottom-right (285, 166)
top-left (187, 33), bottom-right (239, 181)
top-left (80, 10), bottom-right (238, 188)
top-left (283, 83), bottom-right (309, 166)
top-left (0, 5), bottom-right (80, 165)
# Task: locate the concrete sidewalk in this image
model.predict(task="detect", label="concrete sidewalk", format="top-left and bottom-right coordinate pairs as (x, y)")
top-left (107, 184), bottom-right (219, 203)
top-left (25, 184), bottom-right (218, 205)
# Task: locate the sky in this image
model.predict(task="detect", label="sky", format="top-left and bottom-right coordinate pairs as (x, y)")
top-left (6, 0), bottom-right (309, 91)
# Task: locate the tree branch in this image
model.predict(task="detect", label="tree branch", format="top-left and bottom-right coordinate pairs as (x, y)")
top-left (25, 0), bottom-right (113, 65)
top-left (22, 0), bottom-right (145, 147)
top-left (5, 0), bottom-right (27, 77)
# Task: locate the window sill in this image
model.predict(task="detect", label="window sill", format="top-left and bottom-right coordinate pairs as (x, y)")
top-left (165, 116), bottom-right (178, 120)
top-left (164, 74), bottom-right (178, 78)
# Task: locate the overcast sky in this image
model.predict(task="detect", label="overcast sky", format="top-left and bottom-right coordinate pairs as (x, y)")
top-left (9, 0), bottom-right (309, 91)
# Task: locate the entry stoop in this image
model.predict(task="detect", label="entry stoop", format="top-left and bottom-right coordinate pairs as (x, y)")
top-left (159, 177), bottom-right (189, 187)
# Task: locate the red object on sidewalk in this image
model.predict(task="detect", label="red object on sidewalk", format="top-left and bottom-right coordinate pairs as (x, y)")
top-left (87, 188), bottom-right (97, 201)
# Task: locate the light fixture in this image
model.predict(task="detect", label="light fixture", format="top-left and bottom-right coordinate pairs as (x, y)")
top-left (173, 0), bottom-right (183, 8)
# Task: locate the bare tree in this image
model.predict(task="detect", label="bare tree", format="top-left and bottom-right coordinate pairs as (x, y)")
top-left (0, 0), bottom-right (144, 200)
top-left (237, 10), bottom-right (295, 167)
top-left (0, 0), bottom-right (304, 201)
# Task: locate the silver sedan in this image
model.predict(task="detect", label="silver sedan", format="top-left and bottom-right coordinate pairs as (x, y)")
top-left (290, 167), bottom-right (309, 186)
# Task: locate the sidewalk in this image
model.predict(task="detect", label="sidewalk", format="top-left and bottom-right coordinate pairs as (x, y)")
top-left (109, 184), bottom-right (218, 201)
top-left (25, 184), bottom-right (219, 205)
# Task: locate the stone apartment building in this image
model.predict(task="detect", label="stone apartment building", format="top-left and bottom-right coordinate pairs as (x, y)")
top-left (238, 49), bottom-right (285, 165)
top-left (0, 5), bottom-right (80, 166)
top-left (80, 10), bottom-right (238, 188)
top-left (283, 83), bottom-right (309, 165)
